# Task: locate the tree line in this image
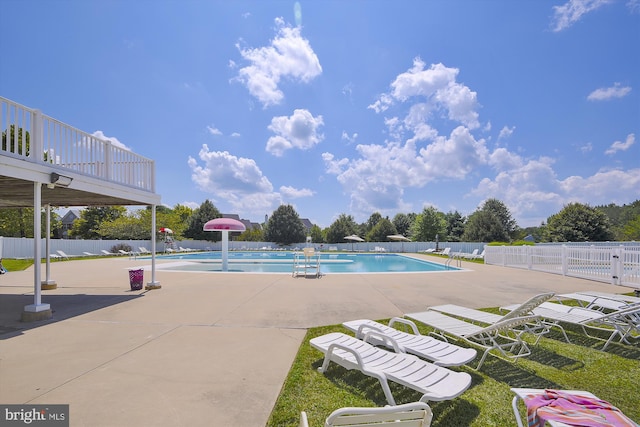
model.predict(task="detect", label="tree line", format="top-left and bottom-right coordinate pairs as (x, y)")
top-left (1, 198), bottom-right (638, 246)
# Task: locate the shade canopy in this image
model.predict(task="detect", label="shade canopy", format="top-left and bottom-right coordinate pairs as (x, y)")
top-left (159, 227), bottom-right (173, 233)
top-left (344, 234), bottom-right (364, 242)
top-left (387, 234), bottom-right (410, 241)
top-left (203, 218), bottom-right (246, 232)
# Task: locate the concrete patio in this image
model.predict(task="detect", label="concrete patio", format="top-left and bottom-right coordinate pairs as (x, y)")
top-left (0, 255), bottom-right (634, 426)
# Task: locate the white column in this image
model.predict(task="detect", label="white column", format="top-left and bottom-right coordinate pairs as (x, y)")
top-left (146, 204), bottom-right (161, 289)
top-left (24, 182), bottom-right (50, 314)
top-left (42, 204), bottom-right (56, 287)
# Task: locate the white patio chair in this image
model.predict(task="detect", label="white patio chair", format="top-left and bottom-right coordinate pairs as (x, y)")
top-left (405, 311), bottom-right (540, 370)
top-left (309, 332), bottom-right (471, 405)
top-left (428, 292), bottom-right (555, 344)
top-left (500, 301), bottom-right (640, 350)
top-left (342, 317), bottom-right (477, 366)
top-left (511, 388), bottom-right (636, 427)
top-left (299, 401), bottom-right (433, 427)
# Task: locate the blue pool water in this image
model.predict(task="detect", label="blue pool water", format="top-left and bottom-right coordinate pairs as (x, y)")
top-left (153, 251), bottom-right (460, 274)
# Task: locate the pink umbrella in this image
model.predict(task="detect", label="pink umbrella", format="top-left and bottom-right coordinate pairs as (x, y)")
top-left (203, 218), bottom-right (246, 271)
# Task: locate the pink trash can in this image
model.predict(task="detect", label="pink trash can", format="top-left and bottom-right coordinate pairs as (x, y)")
top-left (128, 269), bottom-right (144, 291)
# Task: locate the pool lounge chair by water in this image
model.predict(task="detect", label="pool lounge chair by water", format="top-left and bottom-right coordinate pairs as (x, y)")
top-left (309, 332), bottom-right (472, 405)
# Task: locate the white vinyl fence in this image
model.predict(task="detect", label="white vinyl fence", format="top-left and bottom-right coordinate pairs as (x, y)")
top-left (0, 237), bottom-right (485, 259)
top-left (485, 244), bottom-right (640, 289)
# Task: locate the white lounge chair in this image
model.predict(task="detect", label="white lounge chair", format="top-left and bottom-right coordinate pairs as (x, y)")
top-left (309, 332), bottom-right (472, 405)
top-left (556, 292), bottom-right (638, 312)
top-left (500, 301), bottom-right (640, 350)
top-left (461, 249), bottom-right (479, 259)
top-left (139, 247), bottom-right (151, 254)
top-left (576, 291), bottom-right (640, 305)
top-left (405, 311), bottom-right (540, 370)
top-left (83, 251), bottom-right (98, 256)
top-left (428, 293), bottom-right (555, 343)
top-left (511, 388), bottom-right (636, 427)
top-left (299, 401), bottom-right (433, 427)
top-left (56, 250), bottom-right (71, 260)
top-left (101, 250), bottom-right (117, 256)
top-left (342, 317), bottom-right (477, 367)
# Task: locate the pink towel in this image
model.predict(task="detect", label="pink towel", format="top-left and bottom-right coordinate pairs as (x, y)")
top-left (524, 389), bottom-right (638, 427)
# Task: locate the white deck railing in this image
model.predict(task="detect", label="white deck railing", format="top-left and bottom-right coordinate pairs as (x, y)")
top-left (1, 96), bottom-right (155, 192)
top-left (485, 244), bottom-right (640, 289)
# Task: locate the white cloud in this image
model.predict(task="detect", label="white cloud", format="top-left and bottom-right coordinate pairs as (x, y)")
top-left (605, 133), bottom-right (635, 155)
top-left (587, 83), bottom-right (632, 101)
top-left (550, 0), bottom-right (612, 32)
top-left (580, 142), bottom-right (593, 153)
top-left (369, 58), bottom-right (480, 130)
top-left (207, 125), bottom-right (222, 136)
top-left (233, 17), bottom-right (322, 107)
top-left (230, 132), bottom-right (241, 138)
top-left (266, 109), bottom-right (324, 156)
top-left (181, 201), bottom-right (200, 210)
top-left (187, 144), bottom-right (281, 215)
top-left (92, 130), bottom-right (130, 151)
top-left (323, 126), bottom-right (489, 219)
top-left (280, 185), bottom-right (314, 198)
top-left (472, 146), bottom-right (640, 226)
top-left (341, 131), bottom-right (358, 143)
top-left (498, 126), bottom-right (515, 140)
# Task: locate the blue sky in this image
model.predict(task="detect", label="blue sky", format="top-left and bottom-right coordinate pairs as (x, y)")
top-left (1, 0), bottom-right (639, 228)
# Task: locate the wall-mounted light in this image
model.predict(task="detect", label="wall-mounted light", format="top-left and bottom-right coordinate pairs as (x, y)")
top-left (50, 172), bottom-right (73, 188)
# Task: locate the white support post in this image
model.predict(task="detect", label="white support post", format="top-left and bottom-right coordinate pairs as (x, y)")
top-left (146, 204), bottom-right (161, 289)
top-left (23, 182), bottom-right (51, 320)
top-left (42, 204), bottom-right (57, 288)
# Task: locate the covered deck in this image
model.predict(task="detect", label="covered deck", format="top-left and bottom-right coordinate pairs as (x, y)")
top-left (1, 95), bottom-right (162, 320)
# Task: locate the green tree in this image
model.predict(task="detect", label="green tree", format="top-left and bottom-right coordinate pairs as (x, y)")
top-left (444, 211), bottom-right (466, 242)
top-left (0, 207), bottom-right (61, 238)
top-left (69, 206), bottom-right (126, 239)
top-left (97, 212), bottom-right (148, 240)
top-left (411, 207), bottom-right (446, 242)
top-left (364, 212), bottom-right (383, 235)
top-left (183, 200), bottom-right (221, 241)
top-left (392, 213), bottom-right (413, 237)
top-left (236, 227), bottom-right (264, 241)
top-left (544, 203), bottom-right (614, 242)
top-left (366, 217), bottom-right (397, 242)
top-left (1, 125), bottom-right (30, 156)
top-left (463, 210), bottom-right (508, 242)
top-left (325, 214), bottom-right (359, 244)
top-left (621, 214), bottom-right (640, 240)
top-left (481, 198), bottom-right (518, 239)
top-left (309, 224), bottom-right (324, 243)
top-left (263, 204), bottom-right (306, 245)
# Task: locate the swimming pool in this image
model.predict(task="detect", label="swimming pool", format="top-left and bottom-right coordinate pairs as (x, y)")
top-left (152, 251), bottom-right (461, 274)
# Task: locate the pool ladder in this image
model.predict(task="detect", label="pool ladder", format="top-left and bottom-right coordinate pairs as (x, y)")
top-left (445, 252), bottom-right (463, 268)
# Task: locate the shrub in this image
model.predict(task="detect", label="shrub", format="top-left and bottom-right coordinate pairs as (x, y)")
top-left (110, 243), bottom-right (132, 253)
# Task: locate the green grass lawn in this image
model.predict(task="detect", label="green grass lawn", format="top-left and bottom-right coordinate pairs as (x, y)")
top-left (267, 315), bottom-right (640, 426)
top-left (1, 258), bottom-right (34, 271)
